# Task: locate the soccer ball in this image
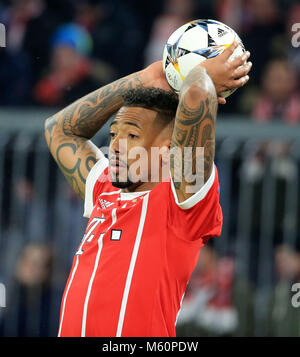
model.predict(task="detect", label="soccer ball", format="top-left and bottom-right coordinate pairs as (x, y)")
top-left (162, 19), bottom-right (245, 98)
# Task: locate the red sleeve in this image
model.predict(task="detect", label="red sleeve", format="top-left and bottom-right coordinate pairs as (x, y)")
top-left (167, 165), bottom-right (223, 244)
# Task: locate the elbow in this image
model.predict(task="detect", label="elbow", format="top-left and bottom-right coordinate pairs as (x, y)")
top-left (44, 116), bottom-right (50, 132)
top-left (44, 116), bottom-right (57, 147)
top-left (44, 116), bottom-right (57, 133)
top-left (180, 66), bottom-right (217, 102)
top-left (44, 117), bottom-right (49, 133)
top-left (44, 118), bottom-right (50, 146)
top-left (181, 84), bottom-right (206, 102)
top-left (180, 84), bottom-right (214, 109)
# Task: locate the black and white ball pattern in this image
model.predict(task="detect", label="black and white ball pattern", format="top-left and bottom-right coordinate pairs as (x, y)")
top-left (163, 19), bottom-right (245, 97)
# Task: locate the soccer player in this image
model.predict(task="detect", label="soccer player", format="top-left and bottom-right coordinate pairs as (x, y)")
top-left (45, 41), bottom-right (251, 337)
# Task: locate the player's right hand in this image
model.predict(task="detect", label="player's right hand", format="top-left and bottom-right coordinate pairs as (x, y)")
top-left (141, 61), bottom-right (175, 93)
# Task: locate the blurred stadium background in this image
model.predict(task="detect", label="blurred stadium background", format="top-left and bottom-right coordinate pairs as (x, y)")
top-left (0, 0), bottom-right (300, 337)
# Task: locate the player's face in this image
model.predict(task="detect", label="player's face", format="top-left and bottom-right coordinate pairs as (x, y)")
top-left (109, 106), bottom-right (172, 190)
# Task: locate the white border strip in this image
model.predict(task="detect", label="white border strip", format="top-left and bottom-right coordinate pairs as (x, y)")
top-left (57, 255), bottom-right (79, 337)
top-left (84, 157), bottom-right (109, 218)
top-left (81, 208), bottom-right (117, 336)
top-left (81, 232), bottom-right (105, 337)
top-left (170, 165), bottom-right (215, 210)
top-left (116, 194), bottom-right (149, 337)
top-left (100, 190), bottom-right (121, 196)
top-left (120, 190), bottom-right (150, 201)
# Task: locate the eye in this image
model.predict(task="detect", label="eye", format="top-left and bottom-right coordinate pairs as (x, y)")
top-left (129, 133), bottom-right (138, 139)
top-left (110, 132), bottom-right (116, 139)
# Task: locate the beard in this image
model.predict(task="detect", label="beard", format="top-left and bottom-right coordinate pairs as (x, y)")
top-left (110, 170), bottom-right (135, 189)
top-left (111, 179), bottom-right (134, 189)
top-left (109, 161), bottom-right (146, 190)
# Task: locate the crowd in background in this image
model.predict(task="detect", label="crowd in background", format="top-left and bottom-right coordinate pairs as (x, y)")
top-left (0, 0), bottom-right (300, 337)
top-left (0, 0), bottom-right (299, 121)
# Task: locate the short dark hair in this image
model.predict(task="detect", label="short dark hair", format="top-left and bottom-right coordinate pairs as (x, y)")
top-left (122, 87), bottom-right (179, 119)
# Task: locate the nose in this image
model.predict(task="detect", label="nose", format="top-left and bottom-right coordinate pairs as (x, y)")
top-left (110, 135), bottom-right (128, 156)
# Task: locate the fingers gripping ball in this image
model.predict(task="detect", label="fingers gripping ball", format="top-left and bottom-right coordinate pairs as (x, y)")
top-left (162, 19), bottom-right (245, 97)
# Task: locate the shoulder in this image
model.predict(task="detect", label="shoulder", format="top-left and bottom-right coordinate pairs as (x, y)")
top-left (151, 164), bottom-right (219, 210)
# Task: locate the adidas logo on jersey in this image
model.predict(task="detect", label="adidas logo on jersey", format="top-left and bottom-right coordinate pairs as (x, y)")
top-left (99, 198), bottom-right (114, 209)
top-left (218, 28), bottom-right (227, 37)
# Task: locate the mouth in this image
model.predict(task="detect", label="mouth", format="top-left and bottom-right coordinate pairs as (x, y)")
top-left (109, 158), bottom-right (127, 174)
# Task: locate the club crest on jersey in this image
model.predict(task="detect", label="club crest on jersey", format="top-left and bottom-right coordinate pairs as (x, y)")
top-left (99, 198), bottom-right (114, 209)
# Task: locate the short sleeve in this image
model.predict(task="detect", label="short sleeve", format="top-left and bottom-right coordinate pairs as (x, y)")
top-left (168, 164), bottom-right (223, 244)
top-left (83, 156), bottom-right (109, 218)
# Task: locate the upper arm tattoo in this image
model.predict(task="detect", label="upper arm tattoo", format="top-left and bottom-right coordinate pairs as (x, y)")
top-left (45, 73), bottom-right (143, 199)
top-left (170, 66), bottom-right (218, 201)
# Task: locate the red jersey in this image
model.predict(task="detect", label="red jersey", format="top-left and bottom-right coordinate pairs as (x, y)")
top-left (58, 157), bottom-right (222, 337)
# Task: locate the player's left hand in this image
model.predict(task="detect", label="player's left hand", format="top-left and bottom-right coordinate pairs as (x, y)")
top-left (200, 41), bottom-right (252, 105)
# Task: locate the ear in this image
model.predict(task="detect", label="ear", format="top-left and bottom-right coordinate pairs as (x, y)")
top-left (159, 138), bottom-right (171, 150)
top-left (167, 139), bottom-right (172, 150)
top-left (160, 141), bottom-right (171, 166)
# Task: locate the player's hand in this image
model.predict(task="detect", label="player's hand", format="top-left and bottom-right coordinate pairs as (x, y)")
top-left (141, 61), bottom-right (174, 92)
top-left (200, 41), bottom-right (252, 104)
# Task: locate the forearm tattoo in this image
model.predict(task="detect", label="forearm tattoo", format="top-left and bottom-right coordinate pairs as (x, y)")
top-left (170, 66), bottom-right (218, 197)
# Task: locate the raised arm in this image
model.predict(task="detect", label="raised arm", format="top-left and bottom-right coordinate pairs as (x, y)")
top-left (170, 66), bottom-right (217, 203)
top-left (170, 42), bottom-right (252, 202)
top-left (45, 62), bottom-right (171, 199)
